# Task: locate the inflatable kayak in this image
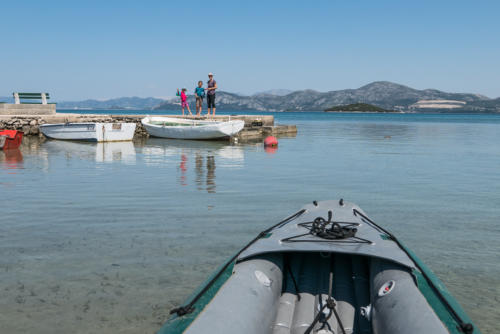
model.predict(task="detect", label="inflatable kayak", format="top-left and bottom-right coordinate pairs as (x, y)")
top-left (159, 200), bottom-right (479, 334)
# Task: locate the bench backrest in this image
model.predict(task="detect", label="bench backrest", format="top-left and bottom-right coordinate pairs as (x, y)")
top-left (13, 92), bottom-right (50, 105)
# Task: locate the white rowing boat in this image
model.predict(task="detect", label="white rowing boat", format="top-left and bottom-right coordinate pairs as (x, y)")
top-left (141, 116), bottom-right (244, 140)
top-left (40, 123), bottom-right (136, 142)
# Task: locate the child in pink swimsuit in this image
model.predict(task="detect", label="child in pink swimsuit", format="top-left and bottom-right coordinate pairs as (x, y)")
top-left (176, 88), bottom-right (192, 116)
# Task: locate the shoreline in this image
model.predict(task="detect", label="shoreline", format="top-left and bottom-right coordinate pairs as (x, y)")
top-left (323, 110), bottom-right (404, 113)
top-left (0, 113), bottom-right (296, 141)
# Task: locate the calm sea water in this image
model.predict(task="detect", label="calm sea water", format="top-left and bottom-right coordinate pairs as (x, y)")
top-left (1, 111), bottom-right (499, 333)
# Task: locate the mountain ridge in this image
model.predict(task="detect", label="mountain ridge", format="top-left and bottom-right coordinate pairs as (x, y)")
top-left (6, 81), bottom-right (499, 113)
top-left (56, 96), bottom-right (164, 110)
top-left (152, 81), bottom-right (498, 112)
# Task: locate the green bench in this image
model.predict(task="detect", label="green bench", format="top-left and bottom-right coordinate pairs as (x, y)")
top-left (13, 92), bottom-right (50, 105)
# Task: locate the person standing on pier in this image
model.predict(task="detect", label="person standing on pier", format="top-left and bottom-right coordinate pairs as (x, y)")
top-left (206, 73), bottom-right (217, 117)
top-left (176, 88), bottom-right (192, 116)
top-left (194, 81), bottom-right (205, 116)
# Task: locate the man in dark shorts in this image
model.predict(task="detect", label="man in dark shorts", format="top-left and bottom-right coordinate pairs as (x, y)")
top-left (206, 72), bottom-right (217, 116)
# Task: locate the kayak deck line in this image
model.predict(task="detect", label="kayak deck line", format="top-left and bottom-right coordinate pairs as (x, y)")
top-left (236, 201), bottom-right (415, 268)
top-left (168, 209), bottom-right (306, 317)
top-left (280, 210), bottom-right (371, 245)
top-left (352, 208), bottom-right (475, 334)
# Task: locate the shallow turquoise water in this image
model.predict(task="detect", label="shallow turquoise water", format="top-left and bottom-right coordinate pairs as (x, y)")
top-left (1, 112), bottom-right (499, 333)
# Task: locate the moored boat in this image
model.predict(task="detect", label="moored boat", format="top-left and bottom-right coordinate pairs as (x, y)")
top-left (0, 130), bottom-right (23, 150)
top-left (159, 200), bottom-right (479, 334)
top-left (141, 116), bottom-right (244, 140)
top-left (40, 123), bottom-right (136, 142)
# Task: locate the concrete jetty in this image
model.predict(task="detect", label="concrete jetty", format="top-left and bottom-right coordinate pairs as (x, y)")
top-left (1, 92), bottom-right (56, 115)
top-left (0, 103), bottom-right (56, 115)
top-left (0, 113), bottom-right (297, 140)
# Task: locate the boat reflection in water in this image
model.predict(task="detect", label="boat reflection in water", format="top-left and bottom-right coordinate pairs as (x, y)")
top-left (0, 148), bottom-right (24, 171)
top-left (43, 140), bottom-right (136, 164)
top-left (194, 153), bottom-right (216, 193)
top-left (142, 138), bottom-right (244, 193)
top-left (95, 142), bottom-right (136, 164)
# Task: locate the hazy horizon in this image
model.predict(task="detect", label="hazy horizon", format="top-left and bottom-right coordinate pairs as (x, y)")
top-left (2, 80), bottom-right (498, 103)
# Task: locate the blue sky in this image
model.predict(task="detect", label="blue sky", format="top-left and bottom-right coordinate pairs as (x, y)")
top-left (1, 0), bottom-right (499, 100)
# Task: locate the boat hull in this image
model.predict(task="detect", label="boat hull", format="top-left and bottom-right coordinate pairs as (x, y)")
top-left (40, 123), bottom-right (136, 142)
top-left (141, 117), bottom-right (244, 140)
top-left (0, 130), bottom-right (23, 150)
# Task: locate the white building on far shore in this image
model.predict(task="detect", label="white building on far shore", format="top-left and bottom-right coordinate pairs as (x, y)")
top-left (409, 99), bottom-right (466, 110)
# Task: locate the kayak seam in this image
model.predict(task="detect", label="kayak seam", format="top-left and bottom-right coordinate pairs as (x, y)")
top-left (353, 208), bottom-right (477, 334)
top-left (166, 209), bottom-right (306, 318)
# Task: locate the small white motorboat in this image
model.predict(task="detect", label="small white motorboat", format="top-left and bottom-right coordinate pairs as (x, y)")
top-left (40, 123), bottom-right (136, 142)
top-left (141, 116), bottom-right (244, 140)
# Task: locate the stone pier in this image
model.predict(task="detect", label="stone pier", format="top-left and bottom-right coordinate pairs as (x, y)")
top-left (0, 113), bottom-right (297, 140)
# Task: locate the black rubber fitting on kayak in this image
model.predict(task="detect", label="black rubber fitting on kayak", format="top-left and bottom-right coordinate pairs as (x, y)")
top-left (313, 200), bottom-right (318, 206)
top-left (339, 198), bottom-right (344, 206)
top-left (326, 298), bottom-right (336, 309)
top-left (460, 323), bottom-right (474, 334)
top-left (170, 306), bottom-right (194, 316)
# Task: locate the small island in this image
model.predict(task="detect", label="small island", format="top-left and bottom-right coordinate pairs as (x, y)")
top-left (324, 103), bottom-right (398, 113)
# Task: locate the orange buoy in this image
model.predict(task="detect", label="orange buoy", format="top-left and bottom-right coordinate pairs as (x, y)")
top-left (264, 136), bottom-right (278, 147)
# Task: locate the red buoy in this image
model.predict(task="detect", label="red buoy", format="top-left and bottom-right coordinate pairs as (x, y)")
top-left (264, 136), bottom-right (278, 147)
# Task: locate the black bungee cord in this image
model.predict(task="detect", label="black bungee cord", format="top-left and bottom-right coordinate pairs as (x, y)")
top-left (304, 265), bottom-right (347, 334)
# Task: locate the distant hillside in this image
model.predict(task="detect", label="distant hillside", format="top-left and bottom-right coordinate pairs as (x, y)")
top-left (154, 81), bottom-right (500, 113)
top-left (253, 89), bottom-right (293, 97)
top-left (325, 103), bottom-right (397, 112)
top-left (57, 97), bottom-right (164, 110)
top-left (5, 81), bottom-right (498, 112)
